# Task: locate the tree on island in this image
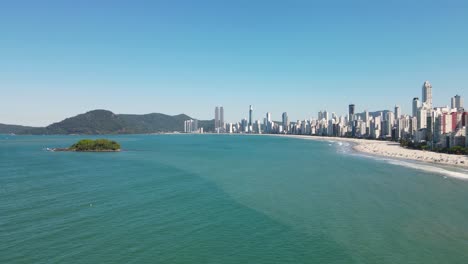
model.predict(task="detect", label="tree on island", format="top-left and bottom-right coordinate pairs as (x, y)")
top-left (69, 139), bottom-right (121, 151)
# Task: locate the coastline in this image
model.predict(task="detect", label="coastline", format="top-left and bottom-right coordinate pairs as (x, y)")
top-left (269, 134), bottom-right (468, 169)
top-left (47, 148), bottom-right (121, 152)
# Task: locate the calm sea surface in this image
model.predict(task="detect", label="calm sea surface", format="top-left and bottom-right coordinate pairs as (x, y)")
top-left (1, 134), bottom-right (468, 263)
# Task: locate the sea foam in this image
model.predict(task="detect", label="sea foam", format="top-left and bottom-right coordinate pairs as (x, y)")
top-left (329, 141), bottom-right (468, 180)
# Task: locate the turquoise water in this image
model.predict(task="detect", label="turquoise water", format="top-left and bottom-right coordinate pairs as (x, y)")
top-left (1, 134), bottom-right (468, 263)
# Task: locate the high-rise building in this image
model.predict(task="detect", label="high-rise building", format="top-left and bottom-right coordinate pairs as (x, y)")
top-left (318, 111), bottom-right (323, 120)
top-left (422, 81), bottom-right (432, 109)
top-left (412, 97), bottom-right (420, 117)
top-left (451, 95), bottom-right (463, 110)
top-left (220, 106), bottom-right (224, 129)
top-left (255, 120), bottom-right (261, 134)
top-left (241, 118), bottom-right (248, 133)
top-left (193, 119), bottom-right (198, 132)
top-left (265, 112), bottom-right (272, 133)
top-left (214, 106), bottom-right (220, 129)
top-left (384, 112), bottom-right (395, 137)
top-left (394, 105), bottom-right (401, 120)
top-left (348, 104), bottom-right (355, 121)
top-left (249, 105), bottom-right (253, 126)
top-left (417, 107), bottom-right (427, 130)
top-left (466, 115), bottom-right (468, 147)
top-left (184, 119), bottom-right (198, 133)
top-left (282, 112), bottom-right (289, 132)
top-left (214, 106), bottom-right (224, 132)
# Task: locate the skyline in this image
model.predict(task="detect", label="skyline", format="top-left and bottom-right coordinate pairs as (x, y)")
top-left (1, 1), bottom-right (468, 126)
top-left (2, 80), bottom-right (465, 127)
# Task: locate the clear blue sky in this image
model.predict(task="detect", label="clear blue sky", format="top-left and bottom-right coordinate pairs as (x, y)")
top-left (1, 0), bottom-right (467, 126)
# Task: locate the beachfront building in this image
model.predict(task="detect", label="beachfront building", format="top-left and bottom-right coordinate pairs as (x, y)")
top-left (370, 116), bottom-right (381, 139)
top-left (466, 116), bottom-right (468, 147)
top-left (394, 105), bottom-right (401, 120)
top-left (264, 112), bottom-right (272, 133)
top-left (184, 119), bottom-right (199, 133)
top-left (395, 115), bottom-right (411, 140)
top-left (249, 105), bottom-right (253, 128)
top-left (282, 112), bottom-right (289, 133)
top-left (412, 97), bottom-right (420, 117)
top-left (422, 81), bottom-right (433, 109)
top-left (214, 106), bottom-right (225, 133)
top-left (449, 128), bottom-right (466, 148)
top-left (451, 95), bottom-right (463, 111)
top-left (349, 104), bottom-right (355, 121)
top-left (220, 106), bottom-right (224, 130)
top-left (417, 108), bottom-right (427, 130)
top-left (255, 120), bottom-right (261, 134)
top-left (214, 106), bottom-right (220, 131)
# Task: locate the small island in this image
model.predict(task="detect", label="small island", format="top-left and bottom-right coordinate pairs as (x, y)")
top-left (50, 139), bottom-right (121, 152)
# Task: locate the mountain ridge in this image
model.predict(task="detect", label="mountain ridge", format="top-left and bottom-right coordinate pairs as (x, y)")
top-left (0, 110), bottom-right (213, 135)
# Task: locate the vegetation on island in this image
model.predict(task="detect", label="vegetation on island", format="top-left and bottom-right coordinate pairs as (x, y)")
top-left (399, 139), bottom-right (468, 155)
top-left (69, 139), bottom-right (121, 152)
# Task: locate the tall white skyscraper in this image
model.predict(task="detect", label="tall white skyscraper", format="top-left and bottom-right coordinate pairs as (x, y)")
top-left (394, 105), bottom-right (401, 120)
top-left (265, 112), bottom-right (272, 133)
top-left (220, 106), bottom-right (224, 129)
top-left (214, 106), bottom-right (220, 129)
top-left (249, 105), bottom-right (253, 126)
top-left (364, 110), bottom-right (369, 123)
top-left (417, 107), bottom-right (427, 130)
top-left (412, 97), bottom-right (420, 117)
top-left (422, 81), bottom-right (432, 109)
top-left (184, 119), bottom-right (198, 133)
top-left (451, 95), bottom-right (463, 110)
top-left (282, 112), bottom-right (289, 131)
top-left (214, 106), bottom-right (224, 131)
top-left (348, 104), bottom-right (355, 121)
top-left (385, 112), bottom-right (395, 136)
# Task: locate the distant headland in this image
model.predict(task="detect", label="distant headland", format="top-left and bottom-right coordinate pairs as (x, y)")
top-left (50, 139), bottom-right (121, 152)
top-left (0, 109), bottom-right (214, 135)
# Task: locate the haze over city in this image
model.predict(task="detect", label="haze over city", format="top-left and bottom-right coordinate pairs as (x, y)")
top-left (1, 1), bottom-right (467, 126)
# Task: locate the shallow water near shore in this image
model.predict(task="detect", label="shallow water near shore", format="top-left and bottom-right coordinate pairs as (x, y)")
top-left (2, 134), bottom-right (468, 263)
top-left (322, 139), bottom-right (468, 179)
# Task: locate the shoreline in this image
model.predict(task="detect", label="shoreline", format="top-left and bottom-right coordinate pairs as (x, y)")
top-left (47, 148), bottom-right (121, 152)
top-left (269, 134), bottom-right (468, 169)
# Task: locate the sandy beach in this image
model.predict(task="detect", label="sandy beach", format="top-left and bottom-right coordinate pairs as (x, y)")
top-left (274, 134), bottom-right (468, 170)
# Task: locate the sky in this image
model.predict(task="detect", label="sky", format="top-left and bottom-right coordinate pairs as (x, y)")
top-left (1, 0), bottom-right (467, 126)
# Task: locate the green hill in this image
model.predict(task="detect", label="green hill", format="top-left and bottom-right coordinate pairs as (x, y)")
top-left (0, 124), bottom-right (37, 134)
top-left (17, 110), bottom-right (213, 135)
top-left (118, 113), bottom-right (191, 133)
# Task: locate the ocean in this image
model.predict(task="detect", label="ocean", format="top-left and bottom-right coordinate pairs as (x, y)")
top-left (1, 134), bottom-right (468, 263)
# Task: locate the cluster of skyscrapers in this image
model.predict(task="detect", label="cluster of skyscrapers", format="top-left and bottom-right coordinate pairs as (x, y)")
top-left (214, 106), bottom-right (225, 133)
top-left (183, 119), bottom-right (202, 133)
top-left (184, 81), bottom-right (467, 149)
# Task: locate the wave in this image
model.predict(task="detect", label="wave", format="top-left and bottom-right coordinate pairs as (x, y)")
top-left (358, 153), bottom-right (468, 180)
top-left (328, 141), bottom-right (468, 180)
top-left (385, 159), bottom-right (468, 180)
top-left (331, 141), bottom-right (354, 155)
